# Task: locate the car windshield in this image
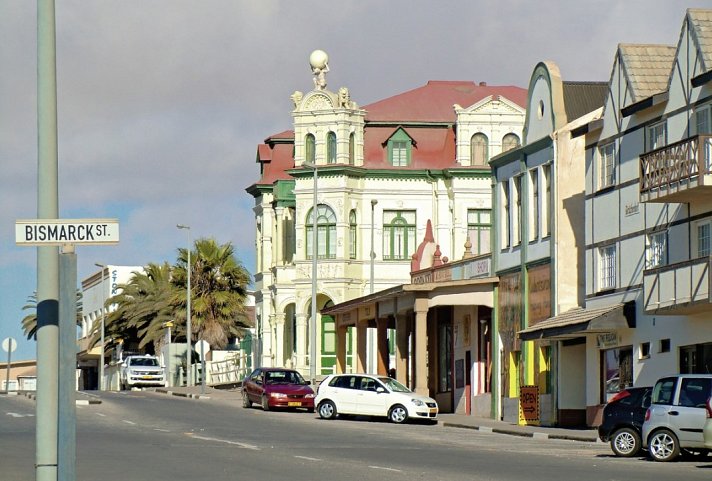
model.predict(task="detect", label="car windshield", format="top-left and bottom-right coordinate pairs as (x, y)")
top-left (378, 377), bottom-right (411, 393)
top-left (130, 358), bottom-right (159, 367)
top-left (265, 371), bottom-right (305, 385)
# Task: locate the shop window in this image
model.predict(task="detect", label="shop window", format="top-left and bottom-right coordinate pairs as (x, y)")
top-left (680, 342), bottom-right (712, 374)
top-left (602, 346), bottom-right (633, 402)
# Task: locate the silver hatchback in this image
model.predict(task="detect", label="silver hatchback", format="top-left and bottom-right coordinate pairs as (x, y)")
top-left (642, 374), bottom-right (712, 462)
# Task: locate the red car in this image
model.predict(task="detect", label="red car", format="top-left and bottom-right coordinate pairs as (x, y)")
top-left (242, 368), bottom-right (315, 412)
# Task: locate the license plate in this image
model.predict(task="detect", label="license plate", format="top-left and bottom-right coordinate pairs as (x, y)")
top-left (287, 402), bottom-right (302, 407)
top-left (429, 409), bottom-right (437, 414)
top-left (142, 376), bottom-right (153, 380)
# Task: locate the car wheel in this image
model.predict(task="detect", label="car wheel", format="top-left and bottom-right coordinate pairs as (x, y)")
top-left (261, 394), bottom-right (270, 411)
top-left (648, 429), bottom-right (680, 462)
top-left (318, 400), bottom-right (337, 420)
top-left (610, 427), bottom-right (641, 457)
top-left (242, 391), bottom-right (252, 408)
top-left (388, 404), bottom-right (408, 424)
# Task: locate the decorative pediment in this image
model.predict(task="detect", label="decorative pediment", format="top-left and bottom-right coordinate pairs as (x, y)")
top-left (300, 91), bottom-right (336, 111)
top-left (455, 95), bottom-right (526, 115)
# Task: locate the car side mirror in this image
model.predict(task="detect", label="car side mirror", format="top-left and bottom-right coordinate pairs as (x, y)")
top-left (376, 387), bottom-right (386, 393)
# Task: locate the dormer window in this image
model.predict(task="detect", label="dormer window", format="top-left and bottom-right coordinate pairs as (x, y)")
top-left (327, 131), bottom-right (337, 164)
top-left (387, 128), bottom-right (412, 167)
top-left (305, 134), bottom-right (316, 164)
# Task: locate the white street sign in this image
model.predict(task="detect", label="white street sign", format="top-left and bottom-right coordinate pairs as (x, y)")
top-left (2, 337), bottom-right (17, 353)
top-left (15, 219), bottom-right (119, 246)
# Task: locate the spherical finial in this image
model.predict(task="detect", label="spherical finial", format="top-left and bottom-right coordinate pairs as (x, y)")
top-left (309, 50), bottom-right (329, 69)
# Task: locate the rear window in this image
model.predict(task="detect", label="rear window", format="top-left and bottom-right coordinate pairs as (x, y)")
top-left (651, 378), bottom-right (676, 405)
top-left (678, 378), bottom-right (711, 408)
top-left (329, 376), bottom-right (358, 389)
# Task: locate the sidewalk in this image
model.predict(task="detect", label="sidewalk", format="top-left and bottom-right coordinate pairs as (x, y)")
top-left (154, 385), bottom-right (601, 443)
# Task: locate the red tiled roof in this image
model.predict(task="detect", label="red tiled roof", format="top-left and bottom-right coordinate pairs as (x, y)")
top-left (364, 81), bottom-right (527, 122)
top-left (362, 126), bottom-right (456, 169)
top-left (255, 131), bottom-right (295, 185)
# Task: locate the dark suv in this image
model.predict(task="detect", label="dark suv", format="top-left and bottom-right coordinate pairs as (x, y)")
top-left (598, 386), bottom-right (652, 457)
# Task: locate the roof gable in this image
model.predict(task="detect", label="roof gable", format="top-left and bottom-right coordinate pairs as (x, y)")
top-left (618, 44), bottom-right (676, 103)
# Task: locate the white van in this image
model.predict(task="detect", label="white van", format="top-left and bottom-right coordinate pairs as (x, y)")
top-left (642, 374), bottom-right (712, 461)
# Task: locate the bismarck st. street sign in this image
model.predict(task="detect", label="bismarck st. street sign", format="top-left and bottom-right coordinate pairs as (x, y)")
top-left (15, 219), bottom-right (120, 246)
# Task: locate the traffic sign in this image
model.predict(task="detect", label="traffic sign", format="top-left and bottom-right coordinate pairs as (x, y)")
top-left (15, 219), bottom-right (119, 246)
top-left (2, 337), bottom-right (17, 353)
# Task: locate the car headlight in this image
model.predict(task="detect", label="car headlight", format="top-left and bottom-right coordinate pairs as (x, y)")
top-left (410, 398), bottom-right (425, 406)
top-left (305, 393), bottom-right (315, 399)
top-left (270, 392), bottom-right (288, 398)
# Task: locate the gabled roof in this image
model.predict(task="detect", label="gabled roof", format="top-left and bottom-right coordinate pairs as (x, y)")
top-left (618, 44), bottom-right (676, 103)
top-left (363, 80), bottom-right (527, 123)
top-left (688, 8), bottom-right (712, 73)
top-left (562, 81), bottom-right (608, 121)
top-left (253, 130), bottom-right (295, 186)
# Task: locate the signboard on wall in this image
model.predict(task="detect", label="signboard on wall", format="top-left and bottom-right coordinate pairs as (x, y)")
top-left (527, 263), bottom-right (551, 325)
top-left (498, 271), bottom-right (522, 352)
top-left (519, 385), bottom-right (540, 425)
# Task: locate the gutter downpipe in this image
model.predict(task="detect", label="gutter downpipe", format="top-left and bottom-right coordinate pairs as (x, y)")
top-left (549, 130), bottom-right (559, 426)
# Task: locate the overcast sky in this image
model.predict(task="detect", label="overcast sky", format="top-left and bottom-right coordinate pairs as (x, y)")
top-left (0, 0), bottom-right (704, 361)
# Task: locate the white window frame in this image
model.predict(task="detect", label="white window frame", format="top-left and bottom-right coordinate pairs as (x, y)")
top-left (513, 175), bottom-right (522, 246)
top-left (696, 219), bottom-right (711, 258)
top-left (529, 168), bottom-right (539, 242)
top-left (645, 231), bottom-right (667, 269)
top-left (598, 244), bottom-right (616, 291)
top-left (695, 104), bottom-right (712, 136)
top-left (598, 142), bottom-right (616, 189)
top-left (646, 121), bottom-right (667, 152)
top-left (501, 181), bottom-right (510, 249)
top-left (542, 163), bottom-right (551, 237)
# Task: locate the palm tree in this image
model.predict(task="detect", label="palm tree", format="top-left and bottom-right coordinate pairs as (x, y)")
top-left (21, 291), bottom-right (83, 340)
top-left (172, 238), bottom-right (252, 349)
top-left (103, 262), bottom-right (178, 352)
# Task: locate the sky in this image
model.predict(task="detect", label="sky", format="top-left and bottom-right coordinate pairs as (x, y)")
top-left (0, 0), bottom-right (705, 362)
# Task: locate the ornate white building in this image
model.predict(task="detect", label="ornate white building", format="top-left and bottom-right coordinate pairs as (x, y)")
top-left (246, 53), bottom-right (526, 378)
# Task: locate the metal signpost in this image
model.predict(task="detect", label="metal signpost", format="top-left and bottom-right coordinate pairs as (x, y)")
top-left (16, 218), bottom-right (119, 481)
top-left (2, 337), bottom-right (17, 392)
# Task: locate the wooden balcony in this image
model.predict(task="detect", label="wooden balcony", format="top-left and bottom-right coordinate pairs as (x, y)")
top-left (643, 256), bottom-right (711, 315)
top-left (639, 134), bottom-right (712, 203)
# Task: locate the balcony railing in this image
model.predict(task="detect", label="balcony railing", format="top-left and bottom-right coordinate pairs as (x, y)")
top-left (643, 256), bottom-right (711, 315)
top-left (640, 134), bottom-right (712, 203)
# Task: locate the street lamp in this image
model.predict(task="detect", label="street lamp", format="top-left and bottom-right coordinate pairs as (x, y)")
top-left (163, 321), bottom-right (173, 387)
top-left (94, 263), bottom-right (107, 391)
top-left (303, 162), bottom-right (318, 385)
top-left (176, 224), bottom-right (192, 386)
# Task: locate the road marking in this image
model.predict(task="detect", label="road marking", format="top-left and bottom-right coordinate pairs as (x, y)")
top-left (153, 428), bottom-right (170, 432)
top-left (122, 420), bottom-right (136, 425)
top-left (95, 413), bottom-right (106, 417)
top-left (293, 455), bottom-right (322, 461)
top-left (6, 412), bottom-right (34, 418)
top-left (368, 466), bottom-right (402, 473)
top-left (185, 433), bottom-right (260, 450)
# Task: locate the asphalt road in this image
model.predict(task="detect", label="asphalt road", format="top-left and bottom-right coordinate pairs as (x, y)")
top-left (2, 391), bottom-right (711, 480)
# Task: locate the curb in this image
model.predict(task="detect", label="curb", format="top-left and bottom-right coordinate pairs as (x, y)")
top-left (442, 422), bottom-right (599, 443)
top-left (21, 392), bottom-right (102, 405)
top-left (155, 389), bottom-right (211, 400)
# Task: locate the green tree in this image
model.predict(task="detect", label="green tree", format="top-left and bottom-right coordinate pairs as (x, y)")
top-left (172, 238), bottom-right (252, 349)
top-left (21, 291), bottom-right (83, 341)
top-left (103, 262), bottom-right (178, 352)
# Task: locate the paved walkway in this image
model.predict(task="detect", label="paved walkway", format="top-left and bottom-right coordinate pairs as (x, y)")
top-left (154, 385), bottom-right (601, 443)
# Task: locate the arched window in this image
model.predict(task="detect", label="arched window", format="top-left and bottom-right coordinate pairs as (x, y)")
top-left (349, 209), bottom-right (357, 259)
top-left (502, 133), bottom-right (520, 153)
top-left (305, 134), bottom-right (315, 164)
top-left (348, 132), bottom-right (355, 165)
top-left (383, 210), bottom-right (416, 260)
top-left (327, 131), bottom-right (337, 164)
top-left (306, 204), bottom-right (336, 259)
top-left (471, 133), bottom-right (489, 165)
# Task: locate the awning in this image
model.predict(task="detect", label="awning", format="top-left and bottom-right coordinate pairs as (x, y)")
top-left (518, 301), bottom-right (635, 341)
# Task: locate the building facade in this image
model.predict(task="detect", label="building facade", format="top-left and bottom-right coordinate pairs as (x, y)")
top-left (492, 62), bottom-right (607, 426)
top-left (571, 8), bottom-right (712, 426)
top-left (246, 56), bottom-right (526, 385)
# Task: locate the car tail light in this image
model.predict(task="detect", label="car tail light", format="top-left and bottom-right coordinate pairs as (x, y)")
top-left (645, 407), bottom-right (651, 421)
top-left (706, 397), bottom-right (712, 419)
top-left (607, 389), bottom-right (631, 404)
